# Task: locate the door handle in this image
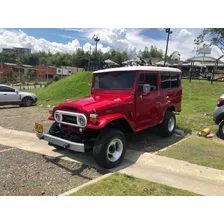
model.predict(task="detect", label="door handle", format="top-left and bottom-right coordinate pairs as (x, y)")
top-left (139, 95), bottom-right (142, 99)
top-left (165, 96), bottom-right (169, 99)
top-left (3, 94), bottom-right (7, 95)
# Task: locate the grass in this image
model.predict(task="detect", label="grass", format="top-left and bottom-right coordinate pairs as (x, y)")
top-left (70, 172), bottom-right (200, 196)
top-left (177, 79), bottom-right (224, 132)
top-left (30, 71), bottom-right (92, 105)
top-left (158, 136), bottom-right (224, 170)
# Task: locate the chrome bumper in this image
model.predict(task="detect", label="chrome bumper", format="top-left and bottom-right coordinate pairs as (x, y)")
top-left (36, 132), bottom-right (85, 152)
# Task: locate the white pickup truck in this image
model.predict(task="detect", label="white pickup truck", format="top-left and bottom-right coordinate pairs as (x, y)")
top-left (0, 84), bottom-right (38, 107)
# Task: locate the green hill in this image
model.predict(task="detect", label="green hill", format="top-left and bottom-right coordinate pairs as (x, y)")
top-left (32, 71), bottom-right (93, 105)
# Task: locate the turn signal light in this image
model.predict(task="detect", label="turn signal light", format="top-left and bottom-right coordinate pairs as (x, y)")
top-left (90, 113), bottom-right (98, 124)
top-left (49, 107), bottom-right (54, 115)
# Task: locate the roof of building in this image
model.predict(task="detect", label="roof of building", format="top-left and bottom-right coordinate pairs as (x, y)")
top-left (94, 66), bottom-right (181, 74)
top-left (186, 56), bottom-right (217, 62)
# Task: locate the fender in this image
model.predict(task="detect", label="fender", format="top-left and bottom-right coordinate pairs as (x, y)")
top-left (86, 113), bottom-right (135, 132)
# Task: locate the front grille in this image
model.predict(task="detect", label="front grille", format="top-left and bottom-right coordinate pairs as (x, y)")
top-left (62, 115), bottom-right (77, 124)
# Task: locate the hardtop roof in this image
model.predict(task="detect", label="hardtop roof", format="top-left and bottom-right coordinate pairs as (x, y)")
top-left (93, 66), bottom-right (181, 74)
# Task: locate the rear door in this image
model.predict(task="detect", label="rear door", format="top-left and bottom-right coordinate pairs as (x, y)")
top-left (0, 86), bottom-right (20, 103)
top-left (135, 72), bottom-right (162, 130)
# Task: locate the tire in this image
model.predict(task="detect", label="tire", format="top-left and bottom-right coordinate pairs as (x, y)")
top-left (93, 128), bottom-right (127, 169)
top-left (218, 120), bottom-right (224, 139)
top-left (159, 110), bottom-right (176, 137)
top-left (48, 122), bottom-right (64, 150)
top-left (22, 97), bottom-right (33, 107)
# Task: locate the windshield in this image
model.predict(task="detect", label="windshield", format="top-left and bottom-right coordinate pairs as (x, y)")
top-left (94, 71), bottom-right (136, 90)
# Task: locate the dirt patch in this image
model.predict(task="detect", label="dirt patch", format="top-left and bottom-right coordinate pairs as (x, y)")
top-left (0, 146), bottom-right (105, 196)
top-left (0, 105), bottom-right (52, 133)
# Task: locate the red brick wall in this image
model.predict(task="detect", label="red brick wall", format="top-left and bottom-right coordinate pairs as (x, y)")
top-left (34, 65), bottom-right (56, 80)
top-left (0, 64), bottom-right (14, 82)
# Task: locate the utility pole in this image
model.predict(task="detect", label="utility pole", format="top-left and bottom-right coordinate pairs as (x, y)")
top-left (164, 28), bottom-right (173, 66)
top-left (93, 34), bottom-right (100, 70)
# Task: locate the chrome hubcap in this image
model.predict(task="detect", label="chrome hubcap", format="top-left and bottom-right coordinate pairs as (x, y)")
top-left (222, 125), bottom-right (224, 134)
top-left (168, 117), bottom-right (175, 132)
top-left (107, 138), bottom-right (123, 162)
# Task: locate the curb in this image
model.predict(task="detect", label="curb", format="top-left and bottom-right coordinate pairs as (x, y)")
top-left (58, 173), bottom-right (113, 196)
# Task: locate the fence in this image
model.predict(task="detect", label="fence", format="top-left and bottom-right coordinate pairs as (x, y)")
top-left (11, 84), bottom-right (46, 90)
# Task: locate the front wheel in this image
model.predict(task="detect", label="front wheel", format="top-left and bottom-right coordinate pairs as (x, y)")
top-left (159, 111), bottom-right (176, 137)
top-left (22, 97), bottom-right (33, 107)
top-left (93, 128), bottom-right (127, 169)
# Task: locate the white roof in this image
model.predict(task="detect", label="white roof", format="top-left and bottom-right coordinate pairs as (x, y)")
top-left (94, 66), bottom-right (181, 74)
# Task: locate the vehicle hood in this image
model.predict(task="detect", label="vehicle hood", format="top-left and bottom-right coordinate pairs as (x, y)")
top-left (19, 91), bottom-right (37, 98)
top-left (57, 94), bottom-right (133, 113)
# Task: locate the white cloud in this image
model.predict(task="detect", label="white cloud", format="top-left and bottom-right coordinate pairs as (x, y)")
top-left (0, 30), bottom-right (80, 54)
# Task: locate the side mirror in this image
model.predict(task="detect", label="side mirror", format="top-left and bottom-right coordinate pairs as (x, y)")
top-left (15, 90), bottom-right (19, 94)
top-left (143, 84), bottom-right (151, 94)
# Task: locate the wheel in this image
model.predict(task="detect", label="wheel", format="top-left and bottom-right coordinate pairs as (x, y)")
top-left (159, 110), bottom-right (176, 137)
top-left (22, 97), bottom-right (33, 107)
top-left (93, 128), bottom-right (127, 169)
top-left (218, 120), bottom-right (224, 139)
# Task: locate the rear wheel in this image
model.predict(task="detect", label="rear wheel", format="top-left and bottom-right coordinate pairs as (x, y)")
top-left (93, 128), bottom-right (127, 169)
top-left (218, 120), bottom-right (224, 139)
top-left (159, 110), bottom-right (176, 137)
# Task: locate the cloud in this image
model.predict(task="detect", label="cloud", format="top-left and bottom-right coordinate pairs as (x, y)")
top-left (0, 29), bottom-right (80, 54)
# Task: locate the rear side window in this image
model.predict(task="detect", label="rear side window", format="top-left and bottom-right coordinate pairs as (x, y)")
top-left (0, 86), bottom-right (15, 92)
top-left (160, 74), bottom-right (179, 89)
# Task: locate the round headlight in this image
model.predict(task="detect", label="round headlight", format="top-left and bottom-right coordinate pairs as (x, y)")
top-left (78, 115), bottom-right (86, 127)
top-left (55, 112), bottom-right (62, 122)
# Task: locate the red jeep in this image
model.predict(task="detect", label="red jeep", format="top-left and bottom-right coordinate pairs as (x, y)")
top-left (35, 66), bottom-right (182, 169)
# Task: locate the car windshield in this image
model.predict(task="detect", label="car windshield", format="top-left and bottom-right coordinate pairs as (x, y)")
top-left (94, 71), bottom-right (136, 90)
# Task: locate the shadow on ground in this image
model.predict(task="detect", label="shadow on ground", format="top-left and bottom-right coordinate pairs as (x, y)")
top-left (44, 127), bottom-right (189, 173)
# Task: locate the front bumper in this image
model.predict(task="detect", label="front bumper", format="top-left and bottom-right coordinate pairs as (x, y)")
top-left (36, 132), bottom-right (85, 152)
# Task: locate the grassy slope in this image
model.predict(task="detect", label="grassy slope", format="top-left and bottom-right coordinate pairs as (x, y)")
top-left (31, 71), bottom-right (93, 106)
top-left (158, 136), bottom-right (224, 170)
top-left (32, 73), bottom-right (224, 131)
top-left (70, 172), bottom-right (200, 196)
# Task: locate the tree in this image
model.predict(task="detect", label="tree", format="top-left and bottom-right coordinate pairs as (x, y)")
top-left (195, 28), bottom-right (224, 53)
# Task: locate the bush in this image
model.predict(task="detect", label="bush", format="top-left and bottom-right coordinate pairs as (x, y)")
top-left (45, 80), bottom-right (53, 87)
top-left (54, 75), bottom-right (60, 82)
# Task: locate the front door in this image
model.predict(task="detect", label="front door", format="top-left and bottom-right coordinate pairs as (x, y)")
top-left (0, 86), bottom-right (20, 103)
top-left (135, 72), bottom-right (161, 130)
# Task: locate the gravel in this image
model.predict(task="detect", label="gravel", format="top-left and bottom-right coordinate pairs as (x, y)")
top-left (0, 105), bottom-right (52, 133)
top-left (0, 146), bottom-right (105, 196)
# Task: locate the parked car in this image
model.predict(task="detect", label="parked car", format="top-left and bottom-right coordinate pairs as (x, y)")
top-left (0, 84), bottom-right (37, 107)
top-left (35, 66), bottom-right (182, 169)
top-left (213, 93), bottom-right (224, 139)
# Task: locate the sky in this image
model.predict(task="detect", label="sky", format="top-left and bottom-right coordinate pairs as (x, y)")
top-left (0, 28), bottom-right (223, 60)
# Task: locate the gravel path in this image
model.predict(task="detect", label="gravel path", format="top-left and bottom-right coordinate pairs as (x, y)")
top-left (0, 146), bottom-right (105, 196)
top-left (0, 105), bottom-right (52, 133)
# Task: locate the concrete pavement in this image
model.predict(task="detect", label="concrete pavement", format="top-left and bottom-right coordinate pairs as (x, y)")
top-left (1, 126), bottom-right (224, 195)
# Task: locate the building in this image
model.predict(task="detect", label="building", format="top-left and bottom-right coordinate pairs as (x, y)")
top-left (56, 66), bottom-right (83, 76)
top-left (2, 47), bottom-right (31, 54)
top-left (34, 65), bottom-right (57, 80)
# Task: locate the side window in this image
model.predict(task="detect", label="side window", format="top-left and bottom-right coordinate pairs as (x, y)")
top-left (161, 74), bottom-right (170, 89)
top-left (0, 86), bottom-right (15, 92)
top-left (145, 73), bottom-right (157, 91)
top-left (137, 74), bottom-right (145, 92)
top-left (170, 74), bottom-right (179, 88)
